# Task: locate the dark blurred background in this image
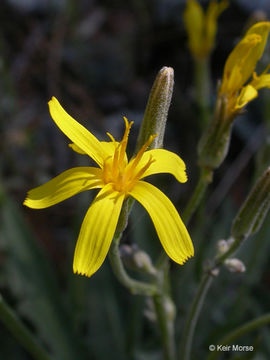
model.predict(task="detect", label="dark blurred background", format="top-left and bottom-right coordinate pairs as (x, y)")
top-left (1, 0), bottom-right (270, 359)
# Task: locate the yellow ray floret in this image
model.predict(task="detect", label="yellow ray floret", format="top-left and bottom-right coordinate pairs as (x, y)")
top-left (184, 0), bottom-right (228, 58)
top-left (219, 21), bottom-right (270, 116)
top-left (24, 97), bottom-right (193, 277)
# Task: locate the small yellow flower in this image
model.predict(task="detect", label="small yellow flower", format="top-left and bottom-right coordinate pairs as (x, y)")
top-left (184, 0), bottom-right (228, 59)
top-left (219, 21), bottom-right (270, 117)
top-left (24, 97), bottom-right (194, 277)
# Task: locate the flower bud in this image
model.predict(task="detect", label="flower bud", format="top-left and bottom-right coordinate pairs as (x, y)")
top-left (198, 22), bottom-right (270, 170)
top-left (232, 167), bottom-right (270, 239)
top-left (198, 95), bottom-right (234, 169)
top-left (224, 258), bottom-right (246, 273)
top-left (136, 66), bottom-right (174, 152)
top-left (120, 244), bottom-right (157, 275)
top-left (216, 239), bottom-right (229, 255)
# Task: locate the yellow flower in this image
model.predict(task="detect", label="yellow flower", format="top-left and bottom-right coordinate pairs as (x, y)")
top-left (24, 97), bottom-right (194, 277)
top-left (184, 0), bottom-right (228, 59)
top-left (219, 22), bottom-right (270, 117)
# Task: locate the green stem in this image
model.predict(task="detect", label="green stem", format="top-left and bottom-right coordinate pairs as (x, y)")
top-left (179, 234), bottom-right (251, 360)
top-left (182, 167), bottom-right (213, 225)
top-left (0, 295), bottom-right (51, 360)
top-left (207, 313), bottom-right (270, 360)
top-left (108, 199), bottom-right (158, 295)
top-left (194, 56), bottom-right (211, 130)
top-left (153, 294), bottom-right (176, 360)
top-left (108, 199), bottom-right (177, 359)
top-left (180, 273), bottom-right (214, 360)
top-left (153, 260), bottom-right (177, 360)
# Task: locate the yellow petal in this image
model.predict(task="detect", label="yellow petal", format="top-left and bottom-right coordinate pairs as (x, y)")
top-left (129, 181), bottom-right (194, 264)
top-left (246, 22), bottom-right (270, 61)
top-left (204, 0), bottom-right (228, 54)
top-left (23, 167), bottom-right (103, 209)
top-left (235, 85), bottom-right (258, 109)
top-left (184, 0), bottom-right (228, 58)
top-left (221, 34), bottom-right (262, 94)
top-left (131, 149), bottom-right (187, 183)
top-left (221, 22), bottom-right (270, 95)
top-left (73, 185), bottom-right (125, 277)
top-left (250, 72), bottom-right (270, 90)
top-left (69, 141), bottom-right (128, 164)
top-left (48, 97), bottom-right (106, 166)
top-left (69, 143), bottom-right (86, 154)
top-left (183, 0), bottom-right (204, 57)
top-left (101, 141), bottom-right (128, 164)
top-left (68, 141), bottom-right (117, 156)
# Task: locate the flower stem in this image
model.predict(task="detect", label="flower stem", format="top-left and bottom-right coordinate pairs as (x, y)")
top-left (207, 313), bottom-right (270, 360)
top-left (153, 294), bottom-right (176, 360)
top-left (108, 233), bottom-right (158, 296)
top-left (109, 199), bottom-right (177, 359)
top-left (194, 57), bottom-right (211, 130)
top-left (182, 167), bottom-right (213, 225)
top-left (180, 233), bottom-right (252, 360)
top-left (180, 273), bottom-right (214, 360)
top-left (0, 294), bottom-right (51, 360)
top-left (109, 199), bottom-right (158, 295)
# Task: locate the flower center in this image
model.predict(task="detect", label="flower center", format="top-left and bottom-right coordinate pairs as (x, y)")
top-left (102, 118), bottom-right (156, 193)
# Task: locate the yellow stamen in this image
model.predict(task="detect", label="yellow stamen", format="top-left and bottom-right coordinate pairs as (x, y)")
top-left (119, 117), bottom-right (133, 163)
top-left (106, 132), bottom-right (116, 143)
top-left (132, 156), bottom-right (156, 183)
top-left (103, 157), bottom-right (111, 184)
top-left (101, 122), bottom-right (158, 194)
top-left (127, 134), bottom-right (157, 176)
top-left (112, 144), bottom-right (121, 178)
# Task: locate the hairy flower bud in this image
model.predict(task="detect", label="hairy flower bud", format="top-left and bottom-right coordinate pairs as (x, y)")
top-left (224, 258), bottom-right (246, 273)
top-left (120, 244), bottom-right (157, 275)
top-left (216, 239), bottom-right (229, 255)
top-left (136, 66), bottom-right (174, 152)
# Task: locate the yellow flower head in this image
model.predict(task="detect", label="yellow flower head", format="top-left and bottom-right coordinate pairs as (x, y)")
top-left (219, 21), bottom-right (270, 116)
top-left (184, 0), bottom-right (228, 59)
top-left (24, 97), bottom-right (194, 277)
